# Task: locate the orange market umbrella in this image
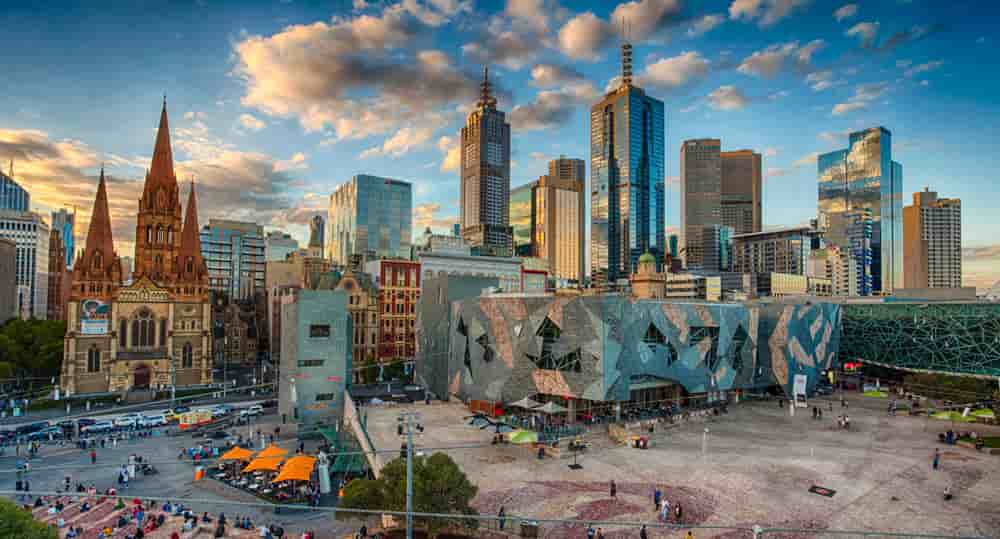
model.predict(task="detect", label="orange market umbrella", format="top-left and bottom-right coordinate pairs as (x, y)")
top-left (242, 456), bottom-right (283, 473)
top-left (271, 455), bottom-right (317, 483)
top-left (257, 445), bottom-right (289, 459)
top-left (219, 446), bottom-right (254, 461)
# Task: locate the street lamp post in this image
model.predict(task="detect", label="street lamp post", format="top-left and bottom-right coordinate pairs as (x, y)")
top-left (397, 411), bottom-right (422, 539)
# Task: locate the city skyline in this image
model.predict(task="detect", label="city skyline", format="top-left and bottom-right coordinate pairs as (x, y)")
top-left (1, 1), bottom-right (998, 289)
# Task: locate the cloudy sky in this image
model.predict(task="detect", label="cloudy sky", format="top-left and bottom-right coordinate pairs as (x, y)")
top-left (1, 0), bottom-right (998, 290)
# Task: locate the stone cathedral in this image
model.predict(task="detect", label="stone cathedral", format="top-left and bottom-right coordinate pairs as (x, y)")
top-left (60, 101), bottom-right (212, 395)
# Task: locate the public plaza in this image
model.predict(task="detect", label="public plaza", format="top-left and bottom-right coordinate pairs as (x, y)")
top-left (363, 394), bottom-right (1000, 539)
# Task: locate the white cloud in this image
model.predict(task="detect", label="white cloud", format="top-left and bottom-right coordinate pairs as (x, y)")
top-left (437, 135), bottom-right (460, 172)
top-left (557, 11), bottom-right (613, 60)
top-left (360, 126), bottom-right (435, 159)
top-left (530, 63), bottom-right (584, 87)
top-left (184, 111), bottom-right (207, 121)
top-left (805, 69), bottom-right (840, 91)
top-left (833, 3), bottom-right (857, 22)
top-left (610, 0), bottom-right (684, 42)
top-left (764, 147), bottom-right (779, 157)
top-left (729, 0), bottom-right (811, 28)
top-left (273, 152), bottom-right (308, 171)
top-left (818, 129), bottom-right (851, 144)
top-left (511, 82), bottom-right (599, 130)
top-left (904, 60), bottom-right (943, 78)
top-left (707, 85), bottom-right (750, 110)
top-left (413, 202), bottom-right (457, 231)
top-left (687, 14), bottom-right (725, 37)
top-left (238, 113), bottom-right (266, 132)
top-left (638, 51), bottom-right (711, 90)
top-left (832, 81), bottom-right (889, 115)
top-left (845, 21), bottom-right (880, 47)
top-left (737, 41), bottom-right (821, 78)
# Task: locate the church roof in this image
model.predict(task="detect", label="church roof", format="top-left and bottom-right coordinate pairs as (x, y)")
top-left (143, 98), bottom-right (179, 201)
top-left (80, 167), bottom-right (116, 264)
top-left (175, 181), bottom-right (207, 282)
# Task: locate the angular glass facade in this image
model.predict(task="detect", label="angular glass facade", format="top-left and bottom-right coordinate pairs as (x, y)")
top-left (0, 170), bottom-right (30, 212)
top-left (509, 181), bottom-right (536, 257)
top-left (590, 85), bottom-right (665, 284)
top-left (328, 174), bottom-right (412, 265)
top-left (817, 127), bottom-right (902, 294)
top-left (199, 219), bottom-right (265, 301)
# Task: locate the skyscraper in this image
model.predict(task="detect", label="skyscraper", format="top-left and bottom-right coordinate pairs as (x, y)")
top-left (51, 208), bottom-right (76, 269)
top-left (328, 174), bottom-right (412, 266)
top-left (265, 231), bottom-right (299, 262)
top-left (535, 157), bottom-right (586, 283)
top-left (460, 68), bottom-right (513, 257)
top-left (818, 127), bottom-right (903, 294)
top-left (0, 164), bottom-right (49, 318)
top-left (0, 161), bottom-right (30, 212)
top-left (903, 188), bottom-right (961, 289)
top-left (510, 181), bottom-right (537, 257)
top-left (720, 150), bottom-right (762, 234)
top-left (680, 139), bottom-right (721, 269)
top-left (199, 219), bottom-right (266, 301)
top-left (590, 38), bottom-right (665, 283)
top-left (308, 214), bottom-right (325, 257)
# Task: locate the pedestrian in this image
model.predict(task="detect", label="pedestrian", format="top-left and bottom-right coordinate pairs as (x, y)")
top-left (498, 506), bottom-right (506, 530)
top-left (674, 502), bottom-right (683, 523)
top-left (91, 450), bottom-right (97, 464)
top-left (685, 531), bottom-right (694, 539)
top-left (610, 479), bottom-right (617, 499)
top-left (933, 448), bottom-right (940, 470)
top-left (359, 524), bottom-right (367, 538)
top-left (653, 487), bottom-right (661, 511)
top-left (64, 475), bottom-right (72, 492)
top-left (640, 525), bottom-right (648, 539)
top-left (596, 527), bottom-right (604, 539)
top-left (659, 499), bottom-right (669, 521)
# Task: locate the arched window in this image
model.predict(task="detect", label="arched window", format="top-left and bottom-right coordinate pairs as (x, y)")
top-left (146, 225), bottom-right (152, 244)
top-left (156, 225), bottom-right (164, 244)
top-left (186, 256), bottom-right (193, 274)
top-left (87, 346), bottom-right (101, 373)
top-left (167, 226), bottom-right (174, 245)
top-left (131, 319), bottom-right (140, 347)
top-left (132, 309), bottom-right (155, 348)
top-left (182, 343), bottom-right (193, 369)
top-left (160, 319), bottom-right (167, 346)
top-left (119, 319), bottom-right (127, 347)
top-left (93, 250), bottom-right (102, 269)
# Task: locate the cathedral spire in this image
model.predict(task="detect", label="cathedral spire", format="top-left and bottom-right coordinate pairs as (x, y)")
top-left (175, 178), bottom-right (207, 284)
top-left (148, 97), bottom-right (176, 189)
top-left (76, 165), bottom-right (117, 274)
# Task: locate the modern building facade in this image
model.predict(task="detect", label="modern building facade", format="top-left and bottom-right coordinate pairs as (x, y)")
top-left (265, 231), bottom-right (299, 262)
top-left (278, 289), bottom-right (352, 430)
top-left (510, 181), bottom-right (536, 257)
top-left (415, 232), bottom-right (523, 292)
top-left (0, 210), bottom-right (50, 319)
top-left (720, 150), bottom-right (762, 235)
top-left (365, 258), bottom-right (420, 361)
top-left (200, 219), bottom-right (266, 301)
top-left (61, 102), bottom-right (211, 395)
top-left (460, 68), bottom-right (513, 257)
top-left (732, 226), bottom-right (814, 276)
top-left (0, 238), bottom-right (17, 321)
top-left (308, 214), bottom-right (325, 258)
top-left (808, 246), bottom-right (858, 296)
top-left (47, 229), bottom-right (70, 321)
top-left (535, 158), bottom-right (586, 284)
top-left (680, 139), bottom-right (721, 269)
top-left (903, 188), bottom-right (961, 289)
top-left (0, 163), bottom-right (30, 212)
top-left (698, 224), bottom-right (733, 273)
top-left (591, 41), bottom-right (665, 284)
top-left (51, 209), bottom-right (76, 269)
top-left (328, 174), bottom-right (413, 266)
top-left (818, 127), bottom-right (903, 294)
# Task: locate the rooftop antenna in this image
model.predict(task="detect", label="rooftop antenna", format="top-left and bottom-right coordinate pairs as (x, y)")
top-left (8, 159), bottom-right (13, 179)
top-left (479, 65), bottom-right (496, 108)
top-left (621, 16), bottom-right (633, 87)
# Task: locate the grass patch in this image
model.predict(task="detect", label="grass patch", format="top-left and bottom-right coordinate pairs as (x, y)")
top-left (958, 436), bottom-right (1000, 448)
top-left (970, 409), bottom-right (996, 419)
top-left (930, 411), bottom-right (978, 423)
top-left (863, 390), bottom-right (888, 398)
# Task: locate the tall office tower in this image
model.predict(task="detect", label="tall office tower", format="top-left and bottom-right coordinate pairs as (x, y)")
top-left (680, 139), bottom-right (721, 269)
top-left (46, 229), bottom-right (70, 321)
top-left (809, 245), bottom-right (858, 296)
top-left (0, 161), bottom-right (30, 211)
top-left (265, 231), bottom-right (299, 261)
top-left (903, 188), bottom-right (961, 289)
top-left (720, 150), bottom-right (762, 234)
top-left (460, 68), bottom-right (513, 257)
top-left (199, 219), bottom-right (266, 301)
top-left (818, 127), bottom-right (903, 294)
top-left (51, 208), bottom-right (76, 268)
top-left (824, 208), bottom-right (874, 295)
top-left (308, 214), bottom-right (325, 257)
top-left (0, 164), bottom-right (48, 318)
top-left (591, 38), bottom-right (665, 284)
top-left (510, 181), bottom-right (537, 257)
top-left (535, 157), bottom-right (586, 283)
top-left (698, 224), bottom-right (733, 273)
top-left (328, 174), bottom-right (412, 266)
top-left (732, 225), bottom-right (813, 275)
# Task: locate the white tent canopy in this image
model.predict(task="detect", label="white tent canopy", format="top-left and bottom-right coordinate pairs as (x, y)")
top-left (534, 401), bottom-right (569, 414)
top-left (508, 397), bottom-right (543, 410)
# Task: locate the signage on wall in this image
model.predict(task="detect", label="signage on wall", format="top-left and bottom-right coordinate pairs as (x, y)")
top-left (80, 299), bottom-right (110, 335)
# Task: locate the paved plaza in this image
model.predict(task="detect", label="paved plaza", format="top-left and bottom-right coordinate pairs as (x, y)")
top-left (363, 395), bottom-right (1000, 538)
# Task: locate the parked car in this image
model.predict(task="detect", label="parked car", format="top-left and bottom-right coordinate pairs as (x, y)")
top-left (139, 414), bottom-right (168, 428)
top-left (173, 405), bottom-right (191, 414)
top-left (57, 420), bottom-right (77, 430)
top-left (76, 418), bottom-right (97, 428)
top-left (28, 427), bottom-right (64, 441)
top-left (113, 415), bottom-right (139, 429)
top-left (211, 404), bottom-right (233, 418)
top-left (242, 404), bottom-right (263, 417)
top-left (15, 421), bottom-right (49, 436)
top-left (82, 421), bottom-right (114, 434)
top-left (204, 430), bottom-right (230, 440)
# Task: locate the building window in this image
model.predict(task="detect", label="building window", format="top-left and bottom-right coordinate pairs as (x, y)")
top-left (298, 359), bottom-right (325, 369)
top-left (182, 343), bottom-right (193, 368)
top-left (146, 225), bottom-right (152, 244)
top-left (315, 393), bottom-right (335, 401)
top-left (309, 324), bottom-right (331, 338)
top-left (87, 346), bottom-right (101, 373)
top-left (160, 319), bottom-right (167, 346)
top-left (119, 320), bottom-right (127, 347)
top-left (131, 309), bottom-right (155, 348)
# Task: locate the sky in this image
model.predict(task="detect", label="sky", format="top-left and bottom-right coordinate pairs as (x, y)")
top-left (1, 0), bottom-right (998, 291)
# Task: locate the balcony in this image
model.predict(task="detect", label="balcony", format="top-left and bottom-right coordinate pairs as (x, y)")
top-left (117, 348), bottom-right (168, 360)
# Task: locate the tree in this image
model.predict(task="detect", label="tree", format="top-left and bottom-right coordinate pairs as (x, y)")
top-left (341, 452), bottom-right (478, 538)
top-left (0, 497), bottom-right (58, 539)
top-left (0, 318), bottom-right (66, 380)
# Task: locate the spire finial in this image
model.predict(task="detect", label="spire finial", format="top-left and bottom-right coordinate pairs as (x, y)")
top-left (478, 65), bottom-right (496, 108)
top-left (620, 16), bottom-right (633, 87)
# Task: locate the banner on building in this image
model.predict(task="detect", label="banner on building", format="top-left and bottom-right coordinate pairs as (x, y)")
top-left (80, 299), bottom-right (110, 334)
top-left (793, 374), bottom-right (808, 408)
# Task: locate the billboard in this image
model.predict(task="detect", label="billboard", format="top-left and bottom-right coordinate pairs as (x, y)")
top-left (80, 299), bottom-right (110, 335)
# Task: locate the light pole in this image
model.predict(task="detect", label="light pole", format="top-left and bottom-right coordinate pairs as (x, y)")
top-left (397, 411), bottom-right (423, 539)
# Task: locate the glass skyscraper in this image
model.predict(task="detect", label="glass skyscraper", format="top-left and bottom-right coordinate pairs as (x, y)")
top-left (199, 219), bottom-right (266, 301)
top-left (51, 208), bottom-right (76, 268)
top-left (0, 164), bottom-right (30, 212)
top-left (590, 40), bottom-right (665, 284)
top-left (818, 127), bottom-right (902, 294)
top-left (510, 181), bottom-right (537, 257)
top-left (328, 174), bottom-right (412, 266)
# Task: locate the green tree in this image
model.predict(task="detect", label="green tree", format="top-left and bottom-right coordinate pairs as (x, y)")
top-left (0, 318), bottom-right (66, 380)
top-left (341, 452), bottom-right (478, 538)
top-left (0, 497), bottom-right (58, 539)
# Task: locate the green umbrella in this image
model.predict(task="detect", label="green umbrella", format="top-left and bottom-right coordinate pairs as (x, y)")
top-left (507, 430), bottom-right (538, 444)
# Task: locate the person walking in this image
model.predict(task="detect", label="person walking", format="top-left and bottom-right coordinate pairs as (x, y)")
top-left (674, 502), bottom-right (683, 523)
top-left (653, 487), bottom-right (661, 511)
top-left (610, 480), bottom-right (617, 500)
top-left (90, 449), bottom-right (97, 464)
top-left (639, 525), bottom-right (648, 539)
top-left (933, 448), bottom-right (940, 470)
top-left (685, 531), bottom-right (694, 539)
top-left (498, 506), bottom-right (506, 530)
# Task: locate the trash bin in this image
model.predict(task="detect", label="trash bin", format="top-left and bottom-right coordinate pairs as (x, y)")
top-left (520, 520), bottom-right (539, 538)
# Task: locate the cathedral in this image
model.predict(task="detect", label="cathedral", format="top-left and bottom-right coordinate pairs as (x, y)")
top-left (60, 101), bottom-right (212, 395)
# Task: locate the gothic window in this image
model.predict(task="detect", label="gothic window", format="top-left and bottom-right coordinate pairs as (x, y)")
top-left (156, 225), bottom-right (164, 244)
top-left (131, 319), bottom-right (140, 347)
top-left (168, 226), bottom-right (174, 244)
top-left (87, 346), bottom-right (100, 373)
top-left (186, 256), bottom-right (193, 274)
top-left (133, 309), bottom-right (155, 348)
top-left (119, 320), bottom-right (127, 347)
top-left (182, 343), bottom-right (193, 368)
top-left (146, 225), bottom-right (152, 244)
top-left (93, 251), bottom-right (102, 269)
top-left (160, 319), bottom-right (167, 346)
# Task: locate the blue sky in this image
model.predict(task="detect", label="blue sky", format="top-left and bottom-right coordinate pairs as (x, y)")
top-left (1, 0), bottom-right (998, 289)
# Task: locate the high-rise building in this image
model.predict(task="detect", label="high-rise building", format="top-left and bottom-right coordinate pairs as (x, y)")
top-left (265, 230), bottom-right (299, 262)
top-left (46, 229), bottom-right (70, 321)
top-left (732, 225), bottom-right (814, 275)
top-left (668, 234), bottom-right (679, 259)
top-left (510, 181), bottom-right (537, 257)
top-left (328, 174), bottom-right (412, 266)
top-left (0, 161), bottom-right (30, 212)
top-left (680, 139), bottom-right (721, 269)
top-left (200, 219), bottom-right (266, 301)
top-left (452, 223), bottom-right (461, 237)
top-left (0, 211), bottom-right (49, 319)
top-left (903, 188), bottom-right (961, 289)
top-left (0, 238), bottom-right (16, 321)
top-left (535, 157), bottom-right (586, 283)
top-left (818, 127), bottom-right (903, 294)
top-left (591, 39), bottom-right (665, 284)
top-left (720, 150), bottom-right (762, 234)
top-left (823, 208), bottom-right (874, 295)
top-left (51, 209), bottom-right (76, 269)
top-left (808, 246), bottom-right (858, 296)
top-left (308, 214), bottom-right (325, 257)
top-left (698, 224), bottom-right (733, 273)
top-left (460, 68), bottom-right (513, 257)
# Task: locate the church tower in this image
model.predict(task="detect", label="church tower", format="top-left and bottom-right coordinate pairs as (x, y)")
top-left (173, 181), bottom-right (209, 301)
top-left (133, 99), bottom-right (183, 284)
top-left (70, 167), bottom-right (122, 302)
